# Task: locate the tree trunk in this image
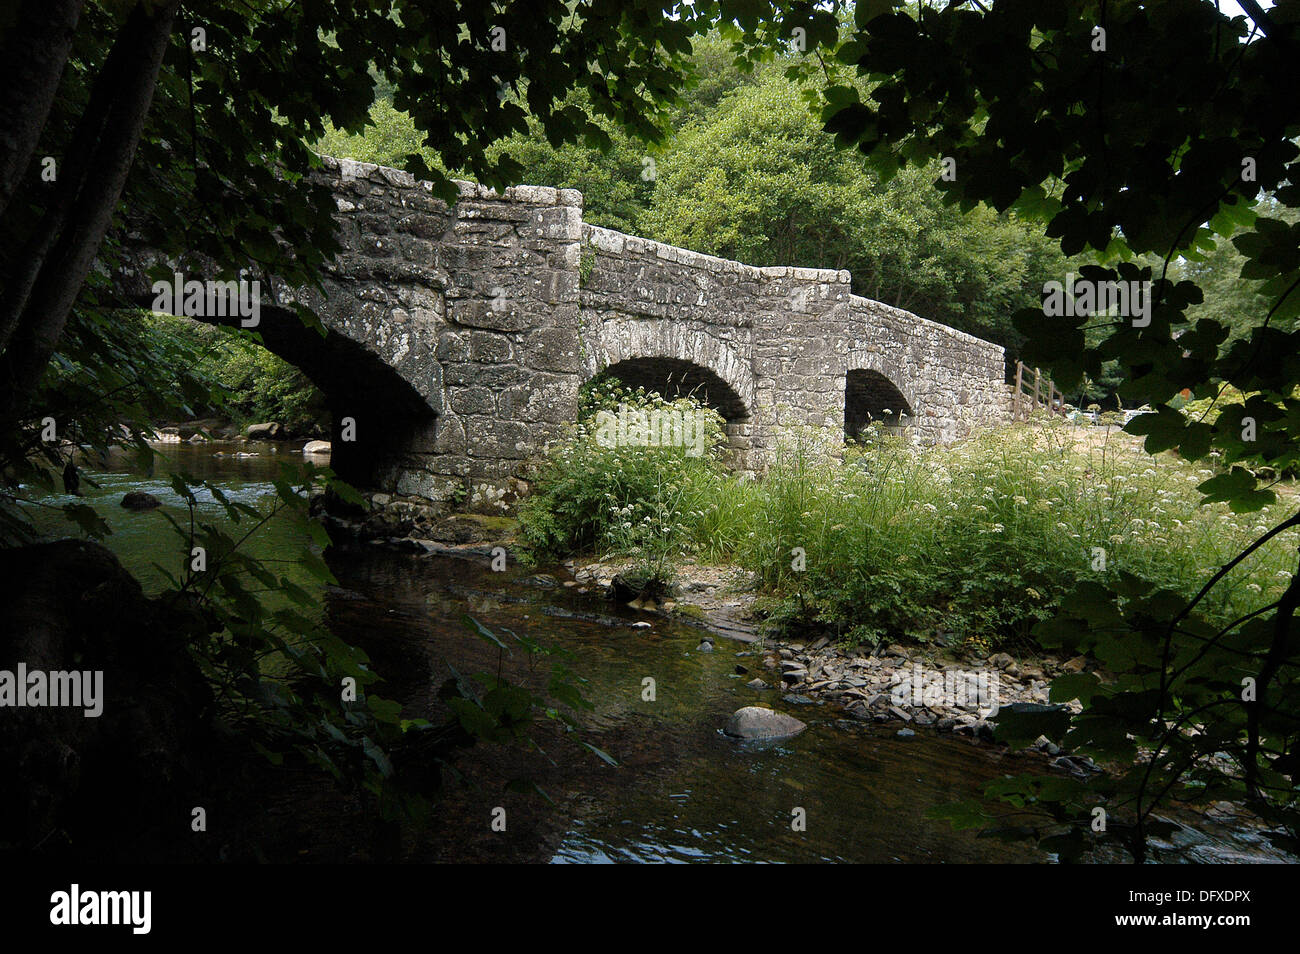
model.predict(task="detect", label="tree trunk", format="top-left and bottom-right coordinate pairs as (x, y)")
top-left (0, 0), bottom-right (83, 219)
top-left (0, 1), bottom-right (177, 424)
top-left (0, 1), bottom-right (139, 355)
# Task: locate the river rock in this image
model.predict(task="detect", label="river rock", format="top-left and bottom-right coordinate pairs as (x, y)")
top-left (746, 678), bottom-right (768, 690)
top-left (245, 421), bottom-right (284, 440)
top-left (723, 706), bottom-right (807, 740)
top-left (302, 439), bottom-right (331, 455)
top-left (120, 491), bottom-right (160, 511)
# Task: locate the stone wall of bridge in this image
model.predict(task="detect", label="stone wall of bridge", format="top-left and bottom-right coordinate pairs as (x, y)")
top-left (579, 220), bottom-right (1009, 468)
top-left (121, 156), bottom-right (1011, 509)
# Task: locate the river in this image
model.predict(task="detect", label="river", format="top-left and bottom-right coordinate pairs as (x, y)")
top-left (28, 441), bottom-right (1289, 864)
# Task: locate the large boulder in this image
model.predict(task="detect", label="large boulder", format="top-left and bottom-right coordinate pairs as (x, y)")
top-left (723, 706), bottom-right (807, 741)
top-left (302, 439), bottom-right (331, 455)
top-left (245, 421), bottom-right (284, 441)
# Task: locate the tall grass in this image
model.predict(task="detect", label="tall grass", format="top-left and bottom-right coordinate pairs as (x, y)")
top-left (521, 395), bottom-right (1300, 654)
top-left (518, 381), bottom-right (728, 591)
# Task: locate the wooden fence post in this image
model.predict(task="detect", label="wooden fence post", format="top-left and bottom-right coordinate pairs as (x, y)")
top-left (1014, 362), bottom-right (1023, 420)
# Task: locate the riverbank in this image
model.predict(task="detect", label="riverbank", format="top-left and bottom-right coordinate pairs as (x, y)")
top-left (559, 553), bottom-right (1091, 761)
top-left (144, 416), bottom-right (329, 448)
top-left (333, 495), bottom-right (1094, 763)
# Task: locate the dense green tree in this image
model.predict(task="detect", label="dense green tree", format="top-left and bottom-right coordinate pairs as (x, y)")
top-left (668, 30), bottom-right (774, 126)
top-left (315, 98), bottom-right (444, 174)
top-left (484, 99), bottom-right (654, 234)
top-left (642, 75), bottom-right (1067, 354)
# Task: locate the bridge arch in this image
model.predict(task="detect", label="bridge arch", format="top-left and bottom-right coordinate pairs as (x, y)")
top-left (139, 290), bottom-right (437, 488)
top-left (585, 318), bottom-right (756, 468)
top-left (843, 351), bottom-right (917, 442)
top-left (589, 357), bottom-right (748, 421)
top-left (845, 368), bottom-right (913, 440)
top-left (586, 319), bottom-right (754, 417)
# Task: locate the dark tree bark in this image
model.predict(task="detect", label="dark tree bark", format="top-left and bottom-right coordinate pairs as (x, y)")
top-left (0, 4), bottom-right (139, 355)
top-left (0, 1), bottom-right (177, 423)
top-left (0, 0), bottom-right (83, 219)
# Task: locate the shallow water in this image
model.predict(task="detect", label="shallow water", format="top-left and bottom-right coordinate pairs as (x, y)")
top-left (326, 544), bottom-right (1044, 863)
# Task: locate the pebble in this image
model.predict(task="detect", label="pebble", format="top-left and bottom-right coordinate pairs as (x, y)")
top-left (723, 634), bottom-right (1096, 761)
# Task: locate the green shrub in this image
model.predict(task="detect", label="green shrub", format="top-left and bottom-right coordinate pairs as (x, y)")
top-left (148, 317), bottom-right (328, 434)
top-left (204, 335), bottom-right (327, 435)
top-left (519, 381), bottom-right (728, 591)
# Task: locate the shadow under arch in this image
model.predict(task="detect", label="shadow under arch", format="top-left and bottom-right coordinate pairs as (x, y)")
top-left (155, 301), bottom-right (436, 488)
top-left (845, 368), bottom-right (913, 441)
top-left (587, 357), bottom-right (753, 468)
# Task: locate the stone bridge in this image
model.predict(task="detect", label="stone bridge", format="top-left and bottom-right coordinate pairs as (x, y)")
top-left (126, 156), bottom-right (1011, 509)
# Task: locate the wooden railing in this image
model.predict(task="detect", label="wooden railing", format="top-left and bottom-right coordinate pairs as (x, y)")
top-left (1012, 361), bottom-right (1067, 421)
